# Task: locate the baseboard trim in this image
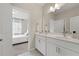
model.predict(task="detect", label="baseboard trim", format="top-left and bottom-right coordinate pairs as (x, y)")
top-left (29, 48), bottom-right (35, 51)
top-left (13, 41), bottom-right (28, 46)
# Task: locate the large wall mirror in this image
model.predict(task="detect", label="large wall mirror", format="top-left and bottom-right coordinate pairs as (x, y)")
top-left (48, 19), bottom-right (65, 33)
top-left (48, 15), bottom-right (79, 35)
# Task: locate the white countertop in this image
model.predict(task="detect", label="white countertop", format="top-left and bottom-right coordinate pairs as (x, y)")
top-left (35, 32), bottom-right (79, 44)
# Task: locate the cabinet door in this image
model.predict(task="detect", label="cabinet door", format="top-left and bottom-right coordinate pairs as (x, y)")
top-left (35, 35), bottom-right (40, 51)
top-left (60, 47), bottom-right (79, 56)
top-left (40, 37), bottom-right (46, 55)
top-left (47, 42), bottom-right (59, 56)
top-left (35, 35), bottom-right (46, 55)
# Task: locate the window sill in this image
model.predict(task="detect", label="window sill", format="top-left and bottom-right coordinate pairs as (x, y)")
top-left (13, 34), bottom-right (26, 38)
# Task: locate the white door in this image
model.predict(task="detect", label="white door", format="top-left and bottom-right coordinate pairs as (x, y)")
top-left (0, 4), bottom-right (13, 56)
top-left (0, 4), bottom-right (4, 55)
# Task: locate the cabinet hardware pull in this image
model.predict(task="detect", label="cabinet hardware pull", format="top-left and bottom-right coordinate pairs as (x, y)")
top-left (39, 40), bottom-right (40, 42)
top-left (56, 47), bottom-right (58, 53)
top-left (58, 48), bottom-right (60, 54)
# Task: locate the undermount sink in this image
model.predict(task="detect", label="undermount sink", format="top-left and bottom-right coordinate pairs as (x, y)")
top-left (56, 35), bottom-right (79, 42)
top-left (54, 35), bottom-right (73, 40)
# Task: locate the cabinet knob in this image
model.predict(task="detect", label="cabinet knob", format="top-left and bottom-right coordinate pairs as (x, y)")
top-left (56, 47), bottom-right (57, 52)
top-left (58, 48), bottom-right (60, 54)
top-left (56, 47), bottom-right (61, 54)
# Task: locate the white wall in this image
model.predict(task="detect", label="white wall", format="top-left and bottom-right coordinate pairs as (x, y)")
top-left (26, 4), bottom-right (43, 50)
top-left (0, 4), bottom-right (13, 56)
top-left (70, 16), bottom-right (79, 33)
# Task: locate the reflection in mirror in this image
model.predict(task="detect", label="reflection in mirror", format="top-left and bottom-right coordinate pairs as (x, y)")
top-left (64, 19), bottom-right (70, 34)
top-left (48, 19), bottom-right (54, 33)
top-left (70, 16), bottom-right (79, 34)
top-left (54, 19), bottom-right (64, 33)
top-left (12, 18), bottom-right (28, 36)
top-left (66, 16), bottom-right (79, 39)
top-left (48, 19), bottom-right (64, 33)
top-left (12, 8), bottom-right (29, 38)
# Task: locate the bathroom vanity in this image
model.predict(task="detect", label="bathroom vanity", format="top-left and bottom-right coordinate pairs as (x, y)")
top-left (35, 33), bottom-right (79, 56)
top-left (35, 15), bottom-right (79, 56)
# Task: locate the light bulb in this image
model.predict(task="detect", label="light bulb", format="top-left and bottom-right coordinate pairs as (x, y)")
top-left (49, 6), bottom-right (55, 12)
top-left (55, 3), bottom-right (60, 9)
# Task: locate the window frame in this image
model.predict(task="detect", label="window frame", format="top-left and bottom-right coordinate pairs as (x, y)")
top-left (12, 17), bottom-right (24, 35)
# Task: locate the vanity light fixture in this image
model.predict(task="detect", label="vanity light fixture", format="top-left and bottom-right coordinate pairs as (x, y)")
top-left (49, 6), bottom-right (55, 12)
top-left (48, 3), bottom-right (63, 13)
top-left (55, 3), bottom-right (60, 9)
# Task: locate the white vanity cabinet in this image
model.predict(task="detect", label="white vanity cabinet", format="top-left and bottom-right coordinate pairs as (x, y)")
top-left (59, 46), bottom-right (79, 56)
top-left (35, 35), bottom-right (40, 51)
top-left (35, 35), bottom-right (46, 55)
top-left (35, 33), bottom-right (79, 56)
top-left (46, 37), bottom-right (79, 56)
top-left (47, 44), bottom-right (79, 56)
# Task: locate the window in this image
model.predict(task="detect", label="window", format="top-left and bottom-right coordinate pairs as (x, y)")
top-left (12, 18), bottom-right (23, 35)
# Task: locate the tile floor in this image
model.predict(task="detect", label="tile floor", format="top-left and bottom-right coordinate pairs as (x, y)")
top-left (13, 43), bottom-right (28, 55)
top-left (18, 49), bottom-right (43, 56)
top-left (13, 43), bottom-right (43, 56)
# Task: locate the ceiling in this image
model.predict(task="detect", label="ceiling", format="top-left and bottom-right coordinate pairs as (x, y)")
top-left (11, 3), bottom-right (79, 13)
top-left (11, 3), bottom-right (45, 7)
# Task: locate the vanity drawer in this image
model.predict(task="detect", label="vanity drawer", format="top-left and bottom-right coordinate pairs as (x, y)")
top-left (46, 37), bottom-right (57, 44)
